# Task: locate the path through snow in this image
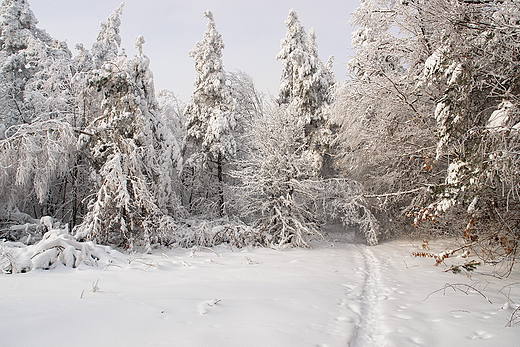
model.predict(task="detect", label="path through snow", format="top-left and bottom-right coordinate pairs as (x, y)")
top-left (349, 245), bottom-right (383, 346)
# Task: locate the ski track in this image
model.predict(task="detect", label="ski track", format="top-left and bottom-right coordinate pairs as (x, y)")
top-left (349, 245), bottom-right (384, 347)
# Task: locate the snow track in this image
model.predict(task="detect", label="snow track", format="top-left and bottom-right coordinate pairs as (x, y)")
top-left (350, 245), bottom-right (384, 347)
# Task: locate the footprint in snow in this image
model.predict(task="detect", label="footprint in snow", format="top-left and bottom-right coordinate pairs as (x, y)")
top-left (393, 313), bottom-right (412, 320)
top-left (468, 330), bottom-right (493, 340)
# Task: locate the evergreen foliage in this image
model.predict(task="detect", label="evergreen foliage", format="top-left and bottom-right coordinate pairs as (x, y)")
top-left (277, 9), bottom-right (335, 175)
top-left (182, 11), bottom-right (257, 217)
top-left (75, 35), bottom-right (182, 251)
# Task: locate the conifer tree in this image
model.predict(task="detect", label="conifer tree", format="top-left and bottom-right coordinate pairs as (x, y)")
top-left (75, 35), bottom-right (182, 251)
top-left (276, 9), bottom-right (335, 176)
top-left (91, 2), bottom-right (124, 69)
top-left (183, 10), bottom-right (237, 216)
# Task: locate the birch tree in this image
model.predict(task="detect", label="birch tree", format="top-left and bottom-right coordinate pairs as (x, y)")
top-left (0, 0), bottom-right (80, 230)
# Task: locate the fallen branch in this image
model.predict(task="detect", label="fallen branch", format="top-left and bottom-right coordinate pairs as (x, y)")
top-left (362, 187), bottom-right (424, 199)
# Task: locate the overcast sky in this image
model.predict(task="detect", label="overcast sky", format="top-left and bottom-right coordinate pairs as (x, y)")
top-left (29, 0), bottom-right (359, 101)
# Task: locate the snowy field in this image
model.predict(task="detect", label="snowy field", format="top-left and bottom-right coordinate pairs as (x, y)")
top-left (1, 236), bottom-right (519, 347)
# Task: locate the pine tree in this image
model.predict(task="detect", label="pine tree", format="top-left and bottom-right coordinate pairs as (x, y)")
top-left (182, 10), bottom-right (237, 216)
top-left (276, 9), bottom-right (335, 176)
top-left (90, 3), bottom-right (124, 69)
top-left (75, 36), bottom-right (182, 251)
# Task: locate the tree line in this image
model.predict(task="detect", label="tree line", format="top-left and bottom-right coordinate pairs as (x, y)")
top-left (0, 0), bottom-right (518, 269)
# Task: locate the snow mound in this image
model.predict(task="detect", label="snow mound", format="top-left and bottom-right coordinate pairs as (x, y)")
top-left (0, 228), bottom-right (120, 274)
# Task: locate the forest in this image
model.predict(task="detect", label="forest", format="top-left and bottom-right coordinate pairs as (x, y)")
top-left (0, 0), bottom-right (519, 274)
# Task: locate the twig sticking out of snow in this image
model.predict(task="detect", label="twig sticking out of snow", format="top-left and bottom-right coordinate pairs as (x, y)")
top-left (506, 305), bottom-right (520, 327)
top-left (91, 279), bottom-right (100, 293)
top-left (424, 283), bottom-right (492, 304)
top-left (189, 246), bottom-right (222, 258)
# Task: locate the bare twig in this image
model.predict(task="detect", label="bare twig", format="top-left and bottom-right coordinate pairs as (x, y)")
top-left (424, 283), bottom-right (492, 304)
top-left (363, 187), bottom-right (424, 199)
top-left (506, 305), bottom-right (520, 327)
top-left (91, 279), bottom-right (100, 293)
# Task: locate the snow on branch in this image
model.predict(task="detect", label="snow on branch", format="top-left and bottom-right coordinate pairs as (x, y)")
top-left (0, 120), bottom-right (76, 204)
top-left (309, 178), bottom-right (380, 246)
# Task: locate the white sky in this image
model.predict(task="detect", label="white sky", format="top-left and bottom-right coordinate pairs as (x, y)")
top-left (28, 0), bottom-right (359, 101)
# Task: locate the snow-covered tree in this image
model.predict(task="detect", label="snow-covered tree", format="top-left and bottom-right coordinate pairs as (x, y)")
top-left (332, 0), bottom-right (444, 238)
top-left (0, 0), bottom-right (83, 232)
top-left (182, 11), bottom-right (239, 216)
top-left (75, 36), bottom-right (182, 251)
top-left (23, 40), bottom-right (76, 124)
top-left (231, 104), bottom-right (379, 247)
top-left (0, 0), bottom-right (73, 126)
top-left (276, 9), bottom-right (335, 175)
top-left (413, 0), bottom-right (520, 267)
top-left (91, 3), bottom-right (124, 69)
top-left (157, 89), bottom-right (185, 145)
top-left (231, 105), bottom-right (321, 247)
top-left (0, 120), bottom-right (76, 219)
top-left (336, 0), bottom-right (520, 260)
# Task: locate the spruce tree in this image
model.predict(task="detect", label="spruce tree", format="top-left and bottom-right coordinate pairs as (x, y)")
top-left (276, 9), bottom-right (335, 176)
top-left (75, 34), bottom-right (182, 251)
top-left (90, 2), bottom-right (124, 69)
top-left (183, 10), bottom-right (236, 216)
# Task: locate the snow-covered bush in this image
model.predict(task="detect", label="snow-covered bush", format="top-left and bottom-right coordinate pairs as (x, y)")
top-left (1, 225), bottom-right (117, 274)
top-left (157, 216), bottom-right (263, 249)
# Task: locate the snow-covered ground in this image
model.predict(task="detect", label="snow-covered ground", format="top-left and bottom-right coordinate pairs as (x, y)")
top-left (1, 236), bottom-right (519, 346)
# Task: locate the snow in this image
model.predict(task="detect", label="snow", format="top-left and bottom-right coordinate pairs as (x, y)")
top-left (445, 62), bottom-right (463, 86)
top-left (423, 46), bottom-right (446, 78)
top-left (487, 100), bottom-right (513, 130)
top-left (1, 236), bottom-right (518, 346)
